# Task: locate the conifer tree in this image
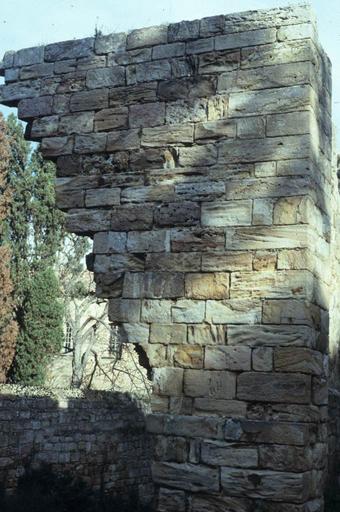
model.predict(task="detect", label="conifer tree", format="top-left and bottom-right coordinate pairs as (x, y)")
top-left (0, 114), bottom-right (18, 382)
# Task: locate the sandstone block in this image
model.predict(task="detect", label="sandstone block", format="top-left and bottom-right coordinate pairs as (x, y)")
top-left (152, 461), bottom-right (219, 493)
top-left (237, 372), bottom-right (311, 404)
top-left (41, 136), bottom-right (73, 157)
top-left (171, 228), bottom-right (225, 253)
top-left (127, 230), bottom-right (170, 253)
top-left (168, 20), bottom-right (200, 42)
top-left (121, 184), bottom-right (174, 204)
top-left (273, 196), bottom-right (311, 225)
top-left (141, 124), bottom-right (194, 147)
top-left (59, 112), bottom-right (94, 134)
top-left (18, 96), bottom-right (53, 119)
top-left (221, 467), bottom-right (310, 502)
top-left (141, 299), bottom-right (173, 323)
top-left (157, 488), bottom-right (186, 512)
top-left (205, 300), bottom-right (261, 324)
top-left (70, 88), bottom-right (108, 112)
top-left (179, 144), bottom-right (217, 167)
top-left (241, 40), bottom-right (316, 69)
top-left (150, 324), bottom-right (187, 345)
top-left (262, 299), bottom-right (320, 328)
top-left (205, 346), bottom-right (251, 371)
top-left (274, 348), bottom-right (323, 375)
top-left (255, 161), bottom-right (276, 177)
top-left (175, 181), bottom-right (225, 202)
top-left (65, 209), bottom-right (111, 234)
top-left (118, 322), bottom-right (150, 344)
top-left (111, 205), bottom-right (153, 231)
top-left (252, 199), bottom-right (274, 225)
top-left (154, 202), bottom-right (200, 227)
top-left (45, 38), bottom-right (94, 61)
top-left (237, 116), bottom-right (265, 139)
top-left (172, 300), bottom-right (205, 323)
top-left (93, 231), bottom-right (127, 253)
top-left (194, 398), bottom-right (247, 417)
top-left (86, 67), bottom-right (125, 89)
top-left (94, 107), bottom-right (128, 131)
top-left (199, 50), bottom-right (240, 74)
top-left (185, 273), bottom-right (229, 300)
top-left (166, 99), bottom-right (207, 125)
top-left (20, 63), bottom-right (54, 80)
top-left (169, 345), bottom-right (203, 369)
top-left (130, 102), bottom-right (165, 128)
top-left (231, 270), bottom-right (314, 300)
top-left (225, 225), bottom-right (312, 250)
top-left (0, 81), bottom-right (41, 105)
top-left (277, 22), bottom-right (315, 42)
top-left (216, 28), bottom-right (276, 50)
top-left (127, 25), bottom-right (168, 50)
top-left (200, 15), bottom-right (225, 37)
top-left (14, 46), bottom-right (44, 66)
top-left (108, 298), bottom-right (141, 322)
top-left (135, 60), bottom-right (171, 83)
top-left (259, 444), bottom-right (313, 472)
top-left (107, 129), bottom-right (140, 151)
top-left (187, 324), bottom-right (227, 345)
top-left (109, 48), bottom-right (152, 66)
top-left (145, 253), bottom-right (201, 272)
top-left (201, 440), bottom-right (258, 467)
top-left (184, 369), bottom-right (236, 399)
top-left (85, 188), bottom-right (121, 207)
top-left (30, 115), bottom-right (59, 138)
top-left (267, 111), bottom-right (311, 136)
top-left (152, 43), bottom-right (185, 60)
top-left (189, 495), bottom-right (251, 512)
top-left (94, 254), bottom-right (144, 273)
top-left (224, 418), bottom-right (310, 445)
top-left (94, 32), bottom-right (126, 54)
top-left (186, 38), bottom-right (214, 55)
top-left (123, 272), bottom-right (184, 299)
top-left (201, 252), bottom-right (252, 271)
top-left (201, 200), bottom-right (252, 227)
top-left (195, 119), bottom-right (236, 140)
top-left (74, 133), bottom-right (107, 153)
top-left (252, 347), bottom-right (273, 371)
top-left (109, 82), bottom-right (158, 106)
top-left (228, 324), bottom-right (316, 348)
top-left (153, 368), bottom-right (183, 396)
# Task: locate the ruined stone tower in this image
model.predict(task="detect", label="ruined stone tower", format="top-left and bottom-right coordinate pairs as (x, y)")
top-left (1, 4), bottom-right (340, 510)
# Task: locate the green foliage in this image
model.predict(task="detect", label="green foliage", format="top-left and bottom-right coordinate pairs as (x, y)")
top-left (12, 267), bottom-right (64, 386)
top-left (4, 114), bottom-right (65, 384)
top-left (0, 464), bottom-right (153, 512)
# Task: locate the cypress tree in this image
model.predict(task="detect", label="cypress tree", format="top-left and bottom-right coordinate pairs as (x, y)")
top-left (5, 114), bottom-right (65, 385)
top-left (0, 114), bottom-right (18, 382)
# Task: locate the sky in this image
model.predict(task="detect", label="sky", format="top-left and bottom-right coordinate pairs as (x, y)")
top-left (1, 0), bottom-right (340, 144)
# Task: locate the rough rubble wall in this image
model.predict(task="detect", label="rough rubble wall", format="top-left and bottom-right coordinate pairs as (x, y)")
top-left (0, 388), bottom-right (153, 501)
top-left (0, 4), bottom-right (339, 510)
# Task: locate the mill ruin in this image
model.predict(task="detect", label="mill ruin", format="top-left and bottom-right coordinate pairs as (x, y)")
top-left (0, 4), bottom-right (340, 511)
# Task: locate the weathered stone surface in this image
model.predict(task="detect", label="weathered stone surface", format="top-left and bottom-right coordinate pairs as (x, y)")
top-left (199, 50), bottom-right (240, 74)
top-left (205, 346), bottom-right (251, 371)
top-left (262, 299), bottom-right (320, 328)
top-left (94, 32), bottom-right (126, 54)
top-left (277, 22), bottom-right (315, 42)
top-left (194, 398), bottom-right (247, 417)
top-left (109, 82), bottom-right (158, 106)
top-left (172, 300), bottom-right (205, 323)
top-left (30, 115), bottom-right (59, 138)
top-left (123, 272), bottom-right (184, 299)
top-left (241, 40), bottom-right (316, 69)
top-left (45, 38), bottom-right (94, 61)
top-left (274, 348), bottom-right (323, 375)
top-left (252, 199), bottom-right (274, 225)
top-left (259, 444), bottom-right (315, 472)
top-left (129, 102), bottom-right (165, 128)
top-left (185, 273), bottom-right (229, 300)
top-left (121, 184), bottom-right (174, 203)
top-left (70, 88), bottom-right (108, 112)
top-left (0, 81), bottom-right (41, 104)
top-left (155, 202), bottom-right (200, 227)
top-left (187, 324), bottom-right (226, 345)
top-left (201, 440), bottom-right (258, 467)
top-left (127, 25), bottom-right (168, 50)
top-left (118, 322), bottom-right (150, 344)
top-left (169, 345), bottom-right (203, 369)
top-left (225, 225), bottom-right (312, 250)
top-left (86, 67), bottom-right (125, 89)
top-left (108, 298), bottom-right (141, 322)
top-left (74, 133), bottom-right (107, 153)
top-left (186, 38), bottom-right (214, 55)
top-left (184, 369), bottom-right (236, 399)
top-left (41, 136), bottom-right (73, 157)
top-left (93, 232), bottom-right (127, 253)
top-left (141, 300), bottom-right (173, 323)
top-left (134, 60), bottom-right (171, 83)
top-left (127, 230), bottom-right (170, 253)
top-left (107, 129), bottom-right (140, 151)
top-left (206, 300), bottom-right (262, 324)
top-left (201, 200), bottom-right (252, 227)
top-left (171, 228), bottom-right (225, 253)
top-left (94, 254), bottom-right (144, 273)
top-left (14, 46), bottom-right (44, 67)
top-left (252, 347), bottom-right (273, 371)
top-left (150, 324), bottom-right (187, 345)
top-left (152, 461), bottom-right (219, 493)
top-left (141, 124), bottom-right (193, 147)
top-left (94, 107), bottom-right (128, 131)
top-left (267, 111), bottom-right (311, 136)
top-left (168, 20), bottom-right (200, 42)
top-left (146, 253), bottom-right (201, 272)
top-left (195, 119), bottom-right (236, 140)
top-left (65, 209), bottom-right (111, 233)
top-left (179, 145), bottom-right (218, 167)
top-left (153, 368), bottom-right (183, 395)
top-left (221, 467), bottom-right (310, 502)
top-left (59, 112), bottom-right (94, 134)
top-left (228, 324), bottom-right (317, 348)
top-left (224, 418), bottom-right (310, 445)
top-left (18, 96), bottom-right (53, 119)
top-left (189, 495), bottom-right (251, 512)
top-left (20, 62), bottom-right (54, 80)
top-left (157, 488), bottom-right (186, 512)
top-left (216, 27), bottom-right (276, 50)
top-left (111, 205), bottom-right (153, 231)
top-left (166, 99), bottom-right (207, 125)
top-left (237, 116), bottom-right (265, 139)
top-left (152, 43), bottom-right (185, 60)
top-left (85, 188), bottom-right (120, 207)
top-left (158, 77), bottom-right (216, 101)
top-left (237, 372), bottom-right (311, 404)
top-left (201, 252), bottom-right (252, 271)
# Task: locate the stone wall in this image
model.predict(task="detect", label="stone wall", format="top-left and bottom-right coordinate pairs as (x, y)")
top-left (0, 386), bottom-right (153, 502)
top-left (1, 4), bottom-right (340, 511)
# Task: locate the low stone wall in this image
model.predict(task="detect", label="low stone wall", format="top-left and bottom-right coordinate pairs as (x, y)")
top-left (327, 388), bottom-right (340, 507)
top-left (0, 386), bottom-right (153, 503)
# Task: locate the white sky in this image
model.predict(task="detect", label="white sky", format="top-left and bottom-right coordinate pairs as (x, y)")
top-left (1, 0), bottom-right (340, 145)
